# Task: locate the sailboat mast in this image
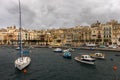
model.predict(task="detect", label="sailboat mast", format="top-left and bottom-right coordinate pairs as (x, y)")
top-left (18, 0), bottom-right (22, 57)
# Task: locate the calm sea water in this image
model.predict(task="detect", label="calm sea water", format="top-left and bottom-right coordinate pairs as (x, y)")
top-left (0, 46), bottom-right (120, 80)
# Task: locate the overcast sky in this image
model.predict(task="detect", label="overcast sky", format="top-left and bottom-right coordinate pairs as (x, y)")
top-left (0, 0), bottom-right (120, 29)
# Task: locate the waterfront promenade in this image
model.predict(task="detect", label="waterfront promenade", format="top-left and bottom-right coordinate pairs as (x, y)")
top-left (33, 45), bottom-right (120, 52)
top-left (1, 44), bottom-right (120, 52)
top-left (76, 47), bottom-right (120, 52)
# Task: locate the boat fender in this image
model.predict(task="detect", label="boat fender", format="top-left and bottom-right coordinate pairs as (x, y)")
top-left (23, 69), bottom-right (27, 73)
top-left (113, 65), bottom-right (117, 71)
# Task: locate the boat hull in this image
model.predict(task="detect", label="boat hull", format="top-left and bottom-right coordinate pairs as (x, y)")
top-left (63, 55), bottom-right (72, 59)
top-left (53, 51), bottom-right (63, 53)
top-left (15, 57), bottom-right (31, 70)
top-left (53, 48), bottom-right (63, 53)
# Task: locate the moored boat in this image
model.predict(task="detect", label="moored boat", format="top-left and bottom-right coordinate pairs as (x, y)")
top-left (74, 54), bottom-right (95, 65)
top-left (15, 56), bottom-right (31, 70)
top-left (63, 49), bottom-right (69, 52)
top-left (63, 51), bottom-right (72, 59)
top-left (63, 48), bottom-right (74, 52)
top-left (53, 48), bottom-right (63, 53)
top-left (67, 48), bottom-right (74, 52)
top-left (90, 52), bottom-right (105, 59)
top-left (14, 0), bottom-right (31, 70)
top-left (16, 46), bottom-right (20, 50)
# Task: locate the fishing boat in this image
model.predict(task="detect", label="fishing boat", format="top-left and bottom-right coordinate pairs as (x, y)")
top-left (53, 48), bottom-right (63, 53)
top-left (63, 51), bottom-right (72, 59)
top-left (15, 0), bottom-right (31, 70)
top-left (90, 52), bottom-right (105, 59)
top-left (74, 54), bottom-right (95, 65)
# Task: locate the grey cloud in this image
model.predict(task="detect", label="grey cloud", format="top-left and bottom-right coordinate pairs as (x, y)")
top-left (6, 2), bottom-right (36, 28)
top-left (0, 0), bottom-right (120, 29)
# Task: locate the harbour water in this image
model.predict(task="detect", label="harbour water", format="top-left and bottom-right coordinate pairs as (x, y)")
top-left (0, 46), bottom-right (120, 80)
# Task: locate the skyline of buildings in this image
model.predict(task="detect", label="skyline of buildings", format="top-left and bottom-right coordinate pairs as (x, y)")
top-left (0, 19), bottom-right (120, 47)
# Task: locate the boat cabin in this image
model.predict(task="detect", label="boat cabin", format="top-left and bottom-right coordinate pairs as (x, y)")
top-left (95, 53), bottom-right (103, 57)
top-left (81, 55), bottom-right (91, 59)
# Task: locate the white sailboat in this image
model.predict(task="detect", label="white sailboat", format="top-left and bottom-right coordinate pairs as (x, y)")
top-left (15, 0), bottom-right (31, 70)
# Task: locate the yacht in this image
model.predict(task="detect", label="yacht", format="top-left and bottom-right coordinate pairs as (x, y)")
top-left (53, 48), bottom-right (63, 53)
top-left (14, 0), bottom-right (31, 70)
top-left (15, 57), bottom-right (31, 70)
top-left (74, 54), bottom-right (95, 65)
